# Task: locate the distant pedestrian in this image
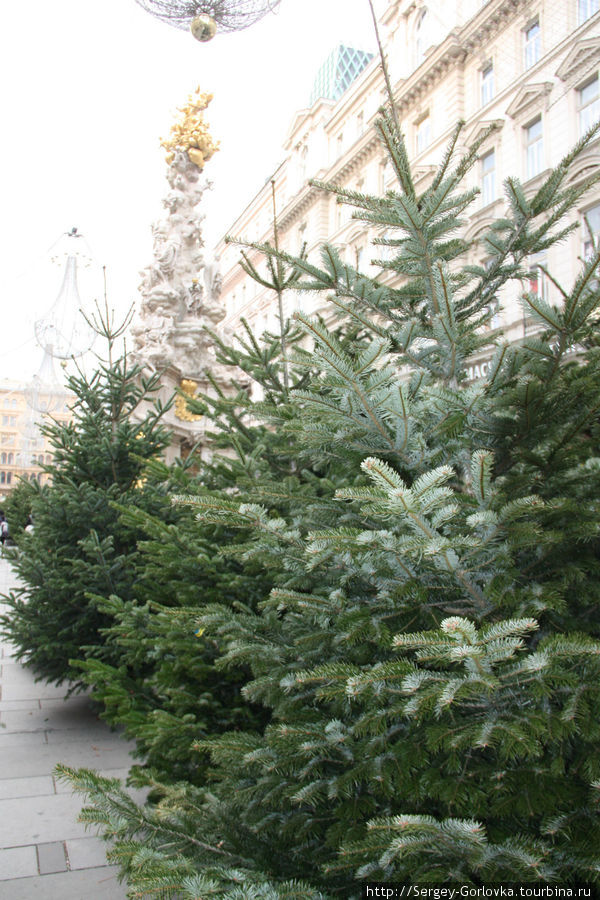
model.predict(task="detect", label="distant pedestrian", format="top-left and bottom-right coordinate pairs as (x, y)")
top-left (0, 514), bottom-right (9, 547)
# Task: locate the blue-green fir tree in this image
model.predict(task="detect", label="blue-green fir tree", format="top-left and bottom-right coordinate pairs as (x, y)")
top-left (69, 309), bottom-right (352, 784)
top-left (59, 100), bottom-right (600, 897)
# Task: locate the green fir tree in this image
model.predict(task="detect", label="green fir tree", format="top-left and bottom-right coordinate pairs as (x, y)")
top-left (70, 258), bottom-right (362, 784)
top-left (60, 105), bottom-right (600, 897)
top-left (0, 303), bottom-right (174, 686)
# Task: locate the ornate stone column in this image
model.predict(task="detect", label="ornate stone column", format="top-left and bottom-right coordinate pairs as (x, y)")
top-left (131, 90), bottom-right (232, 459)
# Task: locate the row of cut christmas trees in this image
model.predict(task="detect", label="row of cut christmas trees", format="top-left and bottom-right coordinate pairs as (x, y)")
top-left (3, 108), bottom-right (600, 897)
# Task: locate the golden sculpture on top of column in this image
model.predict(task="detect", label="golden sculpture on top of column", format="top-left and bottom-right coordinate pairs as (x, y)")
top-left (160, 88), bottom-right (220, 169)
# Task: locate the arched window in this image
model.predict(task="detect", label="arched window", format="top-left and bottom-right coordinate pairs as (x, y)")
top-left (6, 473), bottom-right (11, 484)
top-left (8, 453), bottom-right (13, 465)
top-left (0, 472), bottom-right (5, 484)
top-left (0, 453), bottom-right (5, 465)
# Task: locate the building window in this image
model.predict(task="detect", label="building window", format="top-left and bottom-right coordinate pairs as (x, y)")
top-left (416, 115), bottom-right (431, 154)
top-left (0, 472), bottom-right (5, 484)
top-left (415, 10), bottom-right (429, 67)
top-left (299, 145), bottom-right (307, 182)
top-left (481, 149), bottom-right (496, 206)
top-left (525, 117), bottom-right (543, 179)
top-left (578, 0), bottom-right (599, 24)
top-left (582, 203), bottom-right (600, 259)
top-left (526, 252), bottom-right (549, 302)
top-left (298, 221), bottom-right (307, 251)
top-left (481, 63), bottom-right (494, 106)
top-left (380, 159), bottom-right (389, 193)
top-left (6, 473), bottom-right (11, 485)
top-left (524, 21), bottom-right (541, 70)
top-left (8, 453), bottom-right (13, 465)
top-left (578, 75), bottom-right (600, 135)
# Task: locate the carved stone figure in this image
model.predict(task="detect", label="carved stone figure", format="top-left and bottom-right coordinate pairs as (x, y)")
top-left (185, 279), bottom-right (204, 315)
top-left (132, 88), bottom-right (230, 387)
top-left (203, 253), bottom-right (223, 302)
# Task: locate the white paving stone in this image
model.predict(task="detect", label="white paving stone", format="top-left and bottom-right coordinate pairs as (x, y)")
top-left (65, 836), bottom-right (110, 871)
top-left (0, 794), bottom-right (93, 846)
top-left (0, 736), bottom-right (136, 779)
top-left (0, 697), bottom-right (100, 733)
top-left (0, 664), bottom-right (41, 683)
top-left (0, 682), bottom-right (70, 702)
top-left (0, 845), bottom-right (38, 880)
top-left (0, 775), bottom-right (55, 801)
top-left (0, 700), bottom-right (40, 712)
top-left (0, 866), bottom-right (129, 899)
top-left (0, 731), bottom-right (47, 748)
top-left (0, 705), bottom-right (102, 734)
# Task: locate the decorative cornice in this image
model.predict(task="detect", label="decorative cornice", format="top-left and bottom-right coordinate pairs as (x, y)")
top-left (413, 164), bottom-right (437, 186)
top-left (566, 142), bottom-right (600, 186)
top-left (463, 119), bottom-right (505, 147)
top-left (505, 82), bottom-right (553, 118)
top-left (278, 184), bottom-right (321, 232)
top-left (555, 36), bottom-right (600, 81)
top-left (277, 133), bottom-right (380, 233)
top-left (331, 134), bottom-right (381, 184)
top-left (395, 33), bottom-right (466, 112)
top-left (461, 0), bottom-right (527, 54)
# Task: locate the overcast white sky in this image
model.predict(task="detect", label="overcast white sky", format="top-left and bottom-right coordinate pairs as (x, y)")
top-left (0, 0), bottom-right (375, 381)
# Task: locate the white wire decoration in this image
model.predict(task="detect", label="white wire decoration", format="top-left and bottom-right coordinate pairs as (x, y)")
top-left (34, 229), bottom-right (97, 360)
top-left (133, 0), bottom-right (281, 39)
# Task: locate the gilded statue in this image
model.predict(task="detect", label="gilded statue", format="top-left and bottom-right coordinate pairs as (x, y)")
top-left (161, 88), bottom-right (219, 170)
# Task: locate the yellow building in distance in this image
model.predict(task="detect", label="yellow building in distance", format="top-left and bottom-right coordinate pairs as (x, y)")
top-left (0, 377), bottom-right (72, 502)
top-left (215, 0), bottom-right (600, 381)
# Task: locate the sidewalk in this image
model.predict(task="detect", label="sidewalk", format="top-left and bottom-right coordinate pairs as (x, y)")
top-left (0, 554), bottom-right (137, 898)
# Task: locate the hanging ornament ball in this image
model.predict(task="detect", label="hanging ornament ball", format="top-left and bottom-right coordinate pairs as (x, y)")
top-left (190, 14), bottom-right (217, 41)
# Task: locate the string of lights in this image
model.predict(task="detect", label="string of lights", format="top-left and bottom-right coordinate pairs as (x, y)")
top-left (133, 0), bottom-right (281, 40)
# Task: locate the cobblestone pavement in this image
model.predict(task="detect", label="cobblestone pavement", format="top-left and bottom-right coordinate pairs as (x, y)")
top-left (0, 553), bottom-right (137, 898)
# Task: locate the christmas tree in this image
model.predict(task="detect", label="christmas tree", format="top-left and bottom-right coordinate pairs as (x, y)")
top-left (59, 103), bottom-right (600, 896)
top-left (70, 259), bottom-right (362, 784)
top-left (0, 303), bottom-right (175, 686)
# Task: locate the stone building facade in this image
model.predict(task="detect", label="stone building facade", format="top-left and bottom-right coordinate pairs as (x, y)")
top-left (215, 0), bottom-right (600, 382)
